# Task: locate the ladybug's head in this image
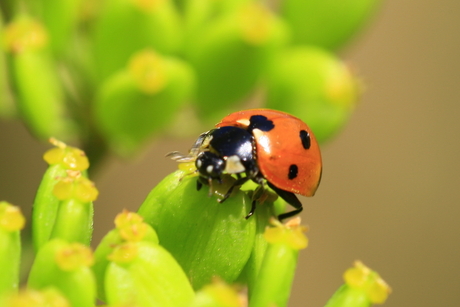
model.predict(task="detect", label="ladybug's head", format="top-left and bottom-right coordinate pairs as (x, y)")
top-left (196, 151), bottom-right (225, 179)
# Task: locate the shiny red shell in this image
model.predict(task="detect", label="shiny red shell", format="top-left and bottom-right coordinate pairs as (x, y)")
top-left (216, 109), bottom-right (322, 197)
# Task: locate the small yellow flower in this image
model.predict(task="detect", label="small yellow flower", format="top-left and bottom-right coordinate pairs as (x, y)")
top-left (53, 174), bottom-right (98, 202)
top-left (55, 243), bottom-right (94, 271)
top-left (264, 217), bottom-right (308, 250)
top-left (128, 49), bottom-right (168, 94)
top-left (344, 261), bottom-right (391, 304)
top-left (43, 138), bottom-right (89, 171)
top-left (3, 16), bottom-right (48, 54)
top-left (115, 210), bottom-right (148, 242)
top-left (108, 243), bottom-right (139, 264)
top-left (0, 201), bottom-right (25, 232)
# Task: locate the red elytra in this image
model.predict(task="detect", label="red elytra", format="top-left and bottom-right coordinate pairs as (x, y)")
top-left (216, 109), bottom-right (322, 197)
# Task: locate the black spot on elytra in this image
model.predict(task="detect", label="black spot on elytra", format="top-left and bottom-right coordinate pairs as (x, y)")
top-left (299, 130), bottom-right (311, 149)
top-left (248, 115), bottom-right (275, 132)
top-left (288, 164), bottom-right (298, 180)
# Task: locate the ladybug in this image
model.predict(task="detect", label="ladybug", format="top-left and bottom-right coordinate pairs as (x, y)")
top-left (168, 109), bottom-right (322, 220)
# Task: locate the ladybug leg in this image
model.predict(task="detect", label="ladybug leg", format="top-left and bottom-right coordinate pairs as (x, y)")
top-left (267, 182), bottom-right (303, 221)
top-left (196, 176), bottom-right (214, 197)
top-left (218, 176), bottom-right (250, 204)
top-left (245, 200), bottom-right (257, 219)
top-left (197, 176), bottom-right (210, 191)
top-left (244, 182), bottom-right (265, 219)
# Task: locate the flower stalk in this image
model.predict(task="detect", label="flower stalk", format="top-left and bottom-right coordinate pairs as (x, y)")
top-left (32, 139), bottom-right (93, 251)
top-left (249, 217), bottom-right (308, 307)
top-left (0, 202), bottom-right (24, 296)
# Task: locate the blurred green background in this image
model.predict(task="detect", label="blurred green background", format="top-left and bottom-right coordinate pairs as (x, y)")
top-left (0, 0), bottom-right (459, 306)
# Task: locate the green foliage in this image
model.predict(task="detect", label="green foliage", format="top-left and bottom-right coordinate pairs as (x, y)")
top-left (1, 0), bottom-right (373, 165)
top-left (265, 46), bottom-right (358, 143)
top-left (280, 0), bottom-right (380, 50)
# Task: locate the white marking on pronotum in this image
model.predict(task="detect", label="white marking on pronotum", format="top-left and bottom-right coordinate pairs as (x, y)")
top-left (225, 155), bottom-right (245, 174)
top-left (236, 119), bottom-right (250, 127)
top-left (252, 129), bottom-right (271, 154)
top-left (206, 165), bottom-right (214, 174)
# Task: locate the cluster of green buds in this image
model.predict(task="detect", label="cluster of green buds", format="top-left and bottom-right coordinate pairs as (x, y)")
top-left (1, 0), bottom-right (378, 162)
top-left (0, 140), bottom-right (391, 306)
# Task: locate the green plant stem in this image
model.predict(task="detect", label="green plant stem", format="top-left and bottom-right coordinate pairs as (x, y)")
top-left (82, 130), bottom-right (109, 177)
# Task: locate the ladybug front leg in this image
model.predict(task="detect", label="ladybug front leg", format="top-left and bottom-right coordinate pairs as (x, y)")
top-left (196, 176), bottom-right (215, 197)
top-left (218, 176), bottom-right (250, 204)
top-left (267, 182), bottom-right (303, 221)
top-left (196, 176), bottom-right (205, 191)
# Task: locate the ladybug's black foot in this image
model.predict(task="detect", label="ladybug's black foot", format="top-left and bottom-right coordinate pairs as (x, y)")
top-left (267, 182), bottom-right (303, 221)
top-left (196, 179), bottom-right (203, 191)
top-left (277, 207), bottom-right (303, 221)
top-left (219, 176), bottom-right (250, 204)
top-left (196, 176), bottom-right (213, 196)
top-left (245, 200), bottom-right (257, 219)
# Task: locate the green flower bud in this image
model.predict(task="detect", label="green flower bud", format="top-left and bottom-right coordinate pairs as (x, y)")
top-left (235, 181), bottom-right (283, 287)
top-left (33, 139), bottom-right (91, 251)
top-left (1, 288), bottom-right (70, 307)
top-left (49, 199), bottom-right (93, 245)
top-left (3, 15), bottom-right (73, 140)
top-left (52, 174), bottom-right (98, 203)
top-left (94, 49), bottom-right (194, 156)
top-left (236, 200), bottom-right (271, 288)
top-left (0, 202), bottom-right (24, 296)
top-left (93, 211), bottom-right (159, 301)
top-left (114, 210), bottom-right (159, 243)
top-left (0, 14), bottom-right (15, 118)
top-left (183, 0), bottom-right (253, 49)
top-left (28, 239), bottom-right (96, 307)
top-left (3, 15), bottom-right (48, 53)
top-left (190, 279), bottom-right (244, 307)
top-left (266, 46), bottom-right (360, 143)
top-left (280, 0), bottom-right (381, 50)
top-left (324, 261), bottom-right (391, 307)
top-left (93, 0), bottom-right (182, 83)
top-left (34, 0), bottom-right (83, 56)
top-left (104, 241), bottom-right (194, 307)
top-left (48, 172), bottom-right (95, 245)
top-left (138, 170), bottom-right (257, 290)
top-left (249, 218), bottom-right (308, 307)
top-left (32, 165), bottom-right (67, 252)
top-left (187, 3), bottom-right (289, 124)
